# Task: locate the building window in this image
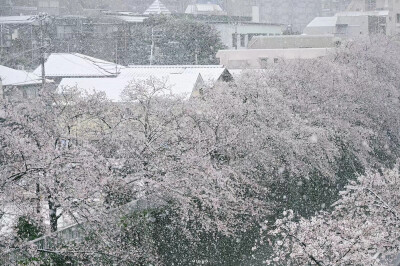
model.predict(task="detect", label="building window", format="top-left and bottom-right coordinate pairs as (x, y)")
top-left (248, 33), bottom-right (254, 41)
top-left (232, 33), bottom-right (237, 48)
top-left (397, 14), bottom-right (400, 23)
top-left (259, 58), bottom-right (268, 68)
top-left (365, 0), bottom-right (376, 11)
top-left (336, 24), bottom-right (348, 34)
top-left (240, 34), bottom-right (246, 47)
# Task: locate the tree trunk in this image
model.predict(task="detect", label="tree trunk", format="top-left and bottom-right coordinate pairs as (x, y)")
top-left (48, 197), bottom-right (58, 232)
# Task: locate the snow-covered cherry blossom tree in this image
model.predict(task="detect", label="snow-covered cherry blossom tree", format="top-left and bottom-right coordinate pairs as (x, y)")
top-left (268, 166), bottom-right (400, 265)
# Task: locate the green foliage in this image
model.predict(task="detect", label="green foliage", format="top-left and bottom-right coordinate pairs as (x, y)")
top-left (15, 216), bottom-right (43, 241)
top-left (49, 16), bottom-right (225, 66)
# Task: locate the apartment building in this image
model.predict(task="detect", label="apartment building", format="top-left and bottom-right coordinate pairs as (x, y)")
top-left (223, 0), bottom-right (322, 32)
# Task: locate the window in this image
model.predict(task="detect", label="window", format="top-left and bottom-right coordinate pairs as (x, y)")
top-left (259, 57), bottom-right (269, 68)
top-left (365, 0), bottom-right (376, 11)
top-left (336, 24), bottom-right (348, 35)
top-left (248, 33), bottom-right (254, 41)
top-left (232, 33), bottom-right (237, 48)
top-left (240, 34), bottom-right (246, 47)
top-left (397, 14), bottom-right (400, 23)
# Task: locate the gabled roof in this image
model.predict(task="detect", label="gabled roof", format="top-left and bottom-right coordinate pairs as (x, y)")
top-left (124, 65), bottom-right (231, 86)
top-left (33, 53), bottom-right (124, 78)
top-left (143, 0), bottom-right (171, 15)
top-left (185, 4), bottom-right (226, 15)
top-left (0, 65), bottom-right (49, 86)
top-left (58, 72), bottom-right (203, 102)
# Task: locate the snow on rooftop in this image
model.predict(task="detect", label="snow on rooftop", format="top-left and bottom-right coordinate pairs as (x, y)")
top-left (0, 65), bottom-right (48, 86)
top-left (124, 65), bottom-right (229, 86)
top-left (306, 17), bottom-right (338, 28)
top-left (143, 0), bottom-right (171, 15)
top-left (335, 10), bottom-right (390, 17)
top-left (112, 16), bottom-right (148, 23)
top-left (58, 72), bottom-right (203, 102)
top-left (33, 53), bottom-right (124, 78)
top-left (0, 16), bottom-right (38, 24)
top-left (185, 4), bottom-right (225, 14)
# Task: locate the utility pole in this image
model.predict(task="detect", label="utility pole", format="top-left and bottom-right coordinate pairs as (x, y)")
top-left (194, 43), bottom-right (199, 65)
top-left (150, 27), bottom-right (154, 65)
top-left (39, 13), bottom-right (47, 90)
top-left (115, 39), bottom-right (118, 74)
top-left (0, 24), bottom-right (3, 60)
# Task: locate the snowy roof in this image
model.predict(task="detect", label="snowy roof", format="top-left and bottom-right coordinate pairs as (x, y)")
top-left (336, 10), bottom-right (390, 17)
top-left (0, 65), bottom-right (50, 86)
top-left (143, 0), bottom-right (171, 15)
top-left (58, 72), bottom-right (203, 102)
top-left (0, 15), bottom-right (38, 25)
top-left (306, 17), bottom-right (338, 28)
top-left (112, 16), bottom-right (148, 23)
top-left (33, 53), bottom-right (124, 78)
top-left (124, 65), bottom-right (230, 86)
top-left (185, 4), bottom-right (225, 15)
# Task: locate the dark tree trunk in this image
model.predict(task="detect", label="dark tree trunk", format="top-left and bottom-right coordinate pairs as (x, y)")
top-left (48, 197), bottom-right (58, 232)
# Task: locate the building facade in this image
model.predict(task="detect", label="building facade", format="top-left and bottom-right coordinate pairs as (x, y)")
top-left (216, 34), bottom-right (336, 69)
top-left (304, 0), bottom-right (400, 36)
top-left (210, 21), bottom-right (284, 49)
top-left (346, 0), bottom-right (400, 35)
top-left (223, 0), bottom-right (323, 32)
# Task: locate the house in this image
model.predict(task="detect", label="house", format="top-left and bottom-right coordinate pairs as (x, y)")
top-left (124, 65), bottom-right (233, 86)
top-left (0, 65), bottom-right (52, 99)
top-left (33, 53), bottom-right (124, 84)
top-left (0, 15), bottom-right (39, 50)
top-left (58, 70), bottom-right (204, 101)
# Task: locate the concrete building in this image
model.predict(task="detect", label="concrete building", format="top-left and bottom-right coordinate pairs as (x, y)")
top-left (210, 21), bottom-right (284, 50)
top-left (346, 0), bottom-right (400, 35)
top-left (321, 0), bottom-right (352, 16)
top-left (185, 3), bottom-right (226, 16)
top-left (217, 35), bottom-right (337, 69)
top-left (248, 34), bottom-right (339, 49)
top-left (304, 0), bottom-right (400, 37)
top-left (217, 48), bottom-right (332, 69)
top-left (223, 0), bottom-right (323, 32)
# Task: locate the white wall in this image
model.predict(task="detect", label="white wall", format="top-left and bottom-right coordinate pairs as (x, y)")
top-left (217, 48), bottom-right (333, 69)
top-left (211, 22), bottom-right (283, 50)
